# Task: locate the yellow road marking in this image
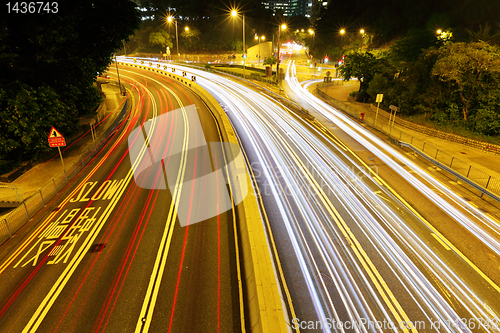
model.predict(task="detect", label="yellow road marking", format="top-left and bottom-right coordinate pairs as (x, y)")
top-left (0, 88), bottom-right (137, 274)
top-left (431, 233), bottom-right (451, 251)
top-left (232, 120), bottom-right (298, 332)
top-left (279, 129), bottom-right (417, 332)
top-left (134, 79), bottom-right (190, 333)
top-left (23, 87), bottom-right (160, 332)
top-left (321, 125), bottom-right (500, 296)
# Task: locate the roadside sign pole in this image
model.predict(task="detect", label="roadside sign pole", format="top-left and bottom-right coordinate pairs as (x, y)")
top-left (374, 94), bottom-right (383, 127)
top-left (58, 146), bottom-right (65, 170)
top-left (48, 126), bottom-right (67, 171)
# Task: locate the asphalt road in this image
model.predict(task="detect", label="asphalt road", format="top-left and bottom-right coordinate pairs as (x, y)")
top-left (0, 66), bottom-right (242, 333)
top-left (120, 57), bottom-right (500, 333)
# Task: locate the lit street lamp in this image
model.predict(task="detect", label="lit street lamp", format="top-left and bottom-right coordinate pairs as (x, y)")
top-left (231, 10), bottom-right (246, 78)
top-left (167, 16), bottom-right (179, 60)
top-left (308, 28), bottom-right (315, 48)
top-left (340, 28), bottom-right (346, 52)
top-left (255, 35), bottom-right (265, 65)
top-left (276, 24), bottom-right (286, 85)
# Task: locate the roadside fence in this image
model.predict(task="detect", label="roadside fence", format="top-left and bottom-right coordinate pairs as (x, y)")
top-left (0, 99), bottom-right (129, 245)
top-left (315, 87), bottom-right (500, 199)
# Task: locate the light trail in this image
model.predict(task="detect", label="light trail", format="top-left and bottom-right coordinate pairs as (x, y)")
top-left (117, 57), bottom-right (500, 332)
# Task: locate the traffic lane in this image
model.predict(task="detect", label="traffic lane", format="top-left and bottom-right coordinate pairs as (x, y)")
top-left (301, 105), bottom-right (500, 321)
top-left (36, 72), bottom-right (241, 332)
top-left (239, 96), bottom-right (437, 329)
top-left (0, 80), bottom-right (148, 332)
top-left (216, 91), bottom-right (394, 330)
top-left (35, 91), bottom-right (173, 333)
top-left (117, 66), bottom-right (226, 148)
top-left (0, 71), bottom-right (240, 330)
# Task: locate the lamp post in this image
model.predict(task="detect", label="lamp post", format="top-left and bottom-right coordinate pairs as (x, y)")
top-left (231, 10), bottom-right (246, 78)
top-left (184, 26), bottom-right (189, 60)
top-left (167, 16), bottom-right (179, 61)
top-left (276, 24), bottom-right (286, 85)
top-left (340, 28), bottom-right (345, 53)
top-left (255, 35), bottom-right (265, 65)
top-left (308, 28), bottom-right (315, 48)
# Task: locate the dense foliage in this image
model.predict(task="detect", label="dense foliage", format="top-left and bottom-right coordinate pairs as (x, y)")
top-left (0, 0), bottom-right (140, 167)
top-left (340, 40), bottom-right (500, 136)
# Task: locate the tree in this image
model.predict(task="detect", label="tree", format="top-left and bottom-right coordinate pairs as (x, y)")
top-left (0, 0), bottom-right (140, 163)
top-left (181, 27), bottom-right (201, 52)
top-left (263, 56), bottom-right (278, 67)
top-left (339, 50), bottom-right (381, 93)
top-left (149, 29), bottom-right (173, 49)
top-left (390, 29), bottom-right (438, 65)
top-left (432, 41), bottom-right (500, 120)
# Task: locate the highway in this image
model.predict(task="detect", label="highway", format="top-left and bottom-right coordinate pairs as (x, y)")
top-left (1, 54), bottom-right (499, 333)
top-left (119, 57), bottom-right (500, 332)
top-left (0, 66), bottom-right (242, 332)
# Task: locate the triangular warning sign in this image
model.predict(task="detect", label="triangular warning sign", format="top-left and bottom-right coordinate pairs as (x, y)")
top-left (48, 127), bottom-right (63, 139)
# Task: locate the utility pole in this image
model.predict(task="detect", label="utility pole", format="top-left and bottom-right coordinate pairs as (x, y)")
top-left (114, 54), bottom-right (122, 95)
top-left (175, 20), bottom-right (179, 61)
top-left (243, 14), bottom-right (246, 79)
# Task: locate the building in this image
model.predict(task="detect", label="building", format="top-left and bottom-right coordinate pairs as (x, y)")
top-left (310, 0), bottom-right (329, 21)
top-left (288, 0), bottom-right (328, 20)
top-left (290, 0), bottom-right (308, 17)
top-left (261, 0), bottom-right (292, 16)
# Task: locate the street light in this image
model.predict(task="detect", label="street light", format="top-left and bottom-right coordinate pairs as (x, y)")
top-left (276, 24), bottom-right (287, 85)
top-left (167, 16), bottom-right (179, 60)
top-left (255, 35), bottom-right (265, 65)
top-left (360, 29), bottom-right (365, 35)
top-left (340, 29), bottom-right (346, 52)
top-left (185, 26), bottom-right (189, 31)
top-left (231, 10), bottom-right (246, 78)
top-left (308, 28), bottom-right (315, 48)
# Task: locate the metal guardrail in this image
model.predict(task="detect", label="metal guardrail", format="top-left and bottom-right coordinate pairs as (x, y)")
top-left (400, 141), bottom-right (500, 203)
top-left (315, 87), bottom-right (500, 201)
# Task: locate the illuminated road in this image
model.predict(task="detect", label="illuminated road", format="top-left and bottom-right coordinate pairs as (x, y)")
top-left (119, 57), bottom-right (500, 332)
top-left (0, 66), bottom-right (242, 332)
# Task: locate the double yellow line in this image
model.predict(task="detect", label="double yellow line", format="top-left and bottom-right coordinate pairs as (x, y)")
top-left (0, 89), bottom-right (137, 274)
top-left (21, 85), bottom-right (163, 332)
top-left (131, 74), bottom-right (190, 333)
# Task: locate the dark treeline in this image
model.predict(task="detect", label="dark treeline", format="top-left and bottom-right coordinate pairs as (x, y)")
top-left (0, 0), bottom-right (140, 172)
top-left (327, 0), bottom-right (500, 138)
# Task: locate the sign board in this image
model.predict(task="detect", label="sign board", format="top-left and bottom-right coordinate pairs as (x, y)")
top-left (376, 94), bottom-right (383, 103)
top-left (389, 105), bottom-right (400, 112)
top-left (326, 71), bottom-right (331, 77)
top-left (48, 126), bottom-right (66, 147)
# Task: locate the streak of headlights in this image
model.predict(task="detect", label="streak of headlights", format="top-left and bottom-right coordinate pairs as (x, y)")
top-left (286, 61), bottom-right (499, 328)
top-left (116, 57), bottom-right (497, 332)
